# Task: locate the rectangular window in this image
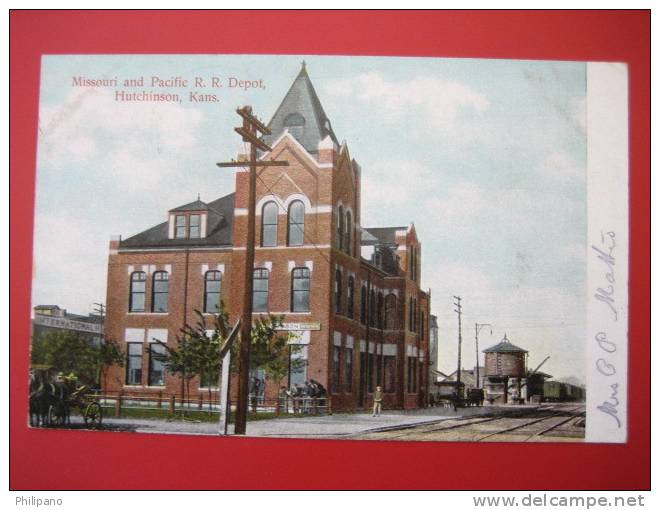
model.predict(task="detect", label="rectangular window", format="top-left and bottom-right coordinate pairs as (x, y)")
top-left (252, 269), bottom-right (269, 312)
top-left (407, 357), bottom-right (413, 393)
top-left (289, 345), bottom-right (308, 387)
top-left (368, 349), bottom-right (375, 393)
top-left (291, 268), bottom-right (310, 312)
top-left (331, 345), bottom-right (341, 394)
top-left (344, 347), bottom-right (353, 393)
top-left (189, 214), bottom-right (200, 238)
top-left (384, 356), bottom-right (396, 393)
top-left (126, 343), bottom-right (143, 385)
top-left (148, 343), bottom-right (166, 386)
top-left (376, 352), bottom-right (382, 386)
top-left (175, 215), bottom-right (186, 238)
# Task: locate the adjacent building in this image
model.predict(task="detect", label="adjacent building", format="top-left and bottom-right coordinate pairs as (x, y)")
top-left (103, 64), bottom-right (431, 410)
top-left (32, 305), bottom-right (104, 346)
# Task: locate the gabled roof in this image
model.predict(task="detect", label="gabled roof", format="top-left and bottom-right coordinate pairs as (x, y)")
top-left (170, 199), bottom-right (209, 212)
top-left (120, 193), bottom-right (235, 249)
top-left (483, 334), bottom-right (528, 354)
top-left (262, 62), bottom-right (339, 155)
top-left (361, 226), bottom-right (406, 246)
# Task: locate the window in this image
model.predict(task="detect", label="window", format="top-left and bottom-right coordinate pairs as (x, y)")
top-left (334, 269), bottom-right (342, 314)
top-left (337, 206), bottom-right (344, 250)
top-left (288, 345), bottom-right (308, 387)
top-left (189, 214), bottom-right (200, 238)
top-left (126, 343), bottom-right (143, 385)
top-left (360, 285), bottom-right (367, 324)
top-left (413, 298), bottom-right (418, 332)
top-left (347, 276), bottom-right (355, 319)
top-left (151, 271), bottom-right (169, 313)
top-left (252, 268), bottom-right (269, 313)
top-left (331, 344), bottom-right (341, 394)
top-left (368, 347), bottom-right (375, 393)
top-left (370, 289), bottom-right (377, 327)
top-left (344, 346), bottom-right (353, 392)
top-left (204, 271), bottom-right (222, 313)
top-left (287, 200), bottom-right (305, 246)
top-left (407, 356), bottom-right (414, 393)
top-left (408, 296), bottom-right (413, 332)
top-left (261, 201), bottom-right (278, 247)
top-left (175, 215), bottom-right (186, 238)
top-left (129, 271), bottom-right (146, 312)
top-left (377, 292), bottom-right (384, 329)
top-left (291, 267), bottom-right (310, 312)
top-left (385, 294), bottom-right (397, 330)
top-left (384, 355), bottom-right (396, 393)
top-left (148, 343), bottom-right (166, 386)
top-left (345, 210), bottom-right (352, 255)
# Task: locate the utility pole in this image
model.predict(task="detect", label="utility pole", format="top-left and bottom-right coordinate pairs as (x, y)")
top-left (216, 106), bottom-right (289, 435)
top-left (474, 322), bottom-right (492, 389)
top-left (453, 296), bottom-right (462, 398)
top-left (92, 302), bottom-right (105, 318)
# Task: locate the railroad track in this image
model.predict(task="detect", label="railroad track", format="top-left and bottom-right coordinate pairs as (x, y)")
top-left (355, 404), bottom-right (585, 441)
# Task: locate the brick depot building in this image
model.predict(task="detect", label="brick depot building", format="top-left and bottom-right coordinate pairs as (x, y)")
top-left (103, 64), bottom-right (431, 410)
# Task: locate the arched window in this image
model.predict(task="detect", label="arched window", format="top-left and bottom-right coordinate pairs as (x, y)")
top-left (252, 268), bottom-right (269, 312)
top-left (291, 267), bottom-right (310, 312)
top-left (408, 296), bottom-right (413, 331)
top-left (129, 271), bottom-right (146, 312)
top-left (151, 271), bottom-right (169, 313)
top-left (360, 284), bottom-right (367, 325)
top-left (347, 276), bottom-right (355, 319)
top-left (413, 298), bottom-right (418, 332)
top-left (334, 268), bottom-right (342, 314)
top-left (204, 271), bottom-right (222, 314)
top-left (261, 201), bottom-right (278, 247)
top-left (337, 205), bottom-right (344, 251)
top-left (345, 210), bottom-right (352, 256)
top-left (385, 294), bottom-right (397, 330)
top-left (287, 200), bottom-right (305, 246)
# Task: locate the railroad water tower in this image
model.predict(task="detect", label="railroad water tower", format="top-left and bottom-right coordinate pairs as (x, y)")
top-left (483, 334), bottom-right (528, 404)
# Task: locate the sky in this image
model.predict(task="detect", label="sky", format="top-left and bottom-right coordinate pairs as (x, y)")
top-left (33, 54), bottom-right (587, 382)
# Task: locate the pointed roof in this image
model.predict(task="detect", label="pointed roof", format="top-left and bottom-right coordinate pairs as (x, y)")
top-left (262, 62), bottom-right (339, 154)
top-left (483, 334), bottom-right (528, 354)
top-left (169, 198), bottom-right (209, 212)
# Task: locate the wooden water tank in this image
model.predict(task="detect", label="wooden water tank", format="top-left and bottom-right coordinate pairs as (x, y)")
top-left (483, 334), bottom-right (527, 378)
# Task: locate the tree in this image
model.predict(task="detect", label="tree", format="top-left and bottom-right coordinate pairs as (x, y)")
top-left (30, 331), bottom-right (119, 387)
top-left (248, 316), bottom-right (305, 390)
top-left (97, 340), bottom-right (124, 391)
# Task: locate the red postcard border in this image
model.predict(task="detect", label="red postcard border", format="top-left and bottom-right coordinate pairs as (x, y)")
top-left (9, 10), bottom-right (650, 490)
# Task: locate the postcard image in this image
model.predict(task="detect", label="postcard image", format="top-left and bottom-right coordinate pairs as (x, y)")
top-left (28, 54), bottom-right (628, 443)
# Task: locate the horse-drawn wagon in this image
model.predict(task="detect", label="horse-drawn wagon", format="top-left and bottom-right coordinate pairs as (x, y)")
top-left (29, 366), bottom-right (103, 428)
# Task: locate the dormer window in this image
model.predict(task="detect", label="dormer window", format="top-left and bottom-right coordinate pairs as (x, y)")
top-left (189, 214), bottom-right (200, 238)
top-left (175, 215), bottom-right (186, 238)
top-left (170, 211), bottom-right (207, 240)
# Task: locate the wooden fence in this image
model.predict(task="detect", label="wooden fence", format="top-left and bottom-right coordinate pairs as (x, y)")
top-left (91, 390), bottom-right (332, 418)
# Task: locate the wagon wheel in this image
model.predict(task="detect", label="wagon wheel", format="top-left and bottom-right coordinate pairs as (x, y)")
top-left (48, 402), bottom-right (66, 427)
top-left (83, 402), bottom-right (103, 428)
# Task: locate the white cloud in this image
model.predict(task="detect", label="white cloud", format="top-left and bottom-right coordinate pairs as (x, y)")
top-left (324, 72), bottom-right (489, 142)
top-left (38, 88), bottom-right (203, 191)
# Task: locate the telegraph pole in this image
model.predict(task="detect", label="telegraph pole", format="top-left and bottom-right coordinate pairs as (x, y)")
top-left (453, 296), bottom-right (462, 397)
top-left (474, 322), bottom-right (492, 389)
top-left (216, 106), bottom-right (288, 435)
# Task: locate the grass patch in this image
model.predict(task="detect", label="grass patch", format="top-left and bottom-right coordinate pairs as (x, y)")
top-left (100, 406), bottom-right (314, 423)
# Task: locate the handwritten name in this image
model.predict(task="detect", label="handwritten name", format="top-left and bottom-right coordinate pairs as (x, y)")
top-left (592, 230), bottom-right (621, 428)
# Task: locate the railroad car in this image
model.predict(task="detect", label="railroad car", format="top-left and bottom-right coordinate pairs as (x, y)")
top-left (543, 381), bottom-right (585, 402)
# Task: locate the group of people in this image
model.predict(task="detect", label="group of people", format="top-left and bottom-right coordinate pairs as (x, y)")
top-left (279, 379), bottom-right (328, 414)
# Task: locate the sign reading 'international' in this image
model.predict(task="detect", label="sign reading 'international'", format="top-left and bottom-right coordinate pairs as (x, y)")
top-left (33, 315), bottom-right (104, 334)
top-left (275, 322), bottom-right (321, 331)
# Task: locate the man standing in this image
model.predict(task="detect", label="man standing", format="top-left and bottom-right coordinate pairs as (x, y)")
top-left (372, 385), bottom-right (383, 417)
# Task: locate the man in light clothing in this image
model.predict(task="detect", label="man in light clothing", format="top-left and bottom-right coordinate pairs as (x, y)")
top-left (372, 386), bottom-right (383, 417)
